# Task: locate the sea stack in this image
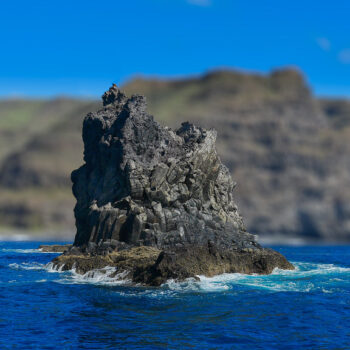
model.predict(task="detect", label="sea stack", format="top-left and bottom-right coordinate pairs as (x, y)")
top-left (52, 85), bottom-right (294, 285)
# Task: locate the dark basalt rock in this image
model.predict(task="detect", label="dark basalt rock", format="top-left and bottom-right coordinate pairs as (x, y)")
top-left (52, 84), bottom-right (294, 284)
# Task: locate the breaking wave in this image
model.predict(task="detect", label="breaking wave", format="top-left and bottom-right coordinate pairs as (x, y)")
top-left (2, 248), bottom-right (59, 254)
top-left (9, 262), bottom-right (45, 270)
top-left (163, 262), bottom-right (350, 293)
top-left (7, 260), bottom-right (350, 294)
top-left (52, 266), bottom-right (131, 286)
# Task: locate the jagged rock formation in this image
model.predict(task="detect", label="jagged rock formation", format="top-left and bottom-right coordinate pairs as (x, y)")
top-left (73, 85), bottom-right (250, 250)
top-left (52, 85), bottom-right (293, 285)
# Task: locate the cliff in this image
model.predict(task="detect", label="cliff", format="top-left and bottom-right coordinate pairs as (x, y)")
top-left (0, 68), bottom-right (350, 243)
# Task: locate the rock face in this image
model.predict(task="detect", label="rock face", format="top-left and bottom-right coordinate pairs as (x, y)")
top-left (53, 85), bottom-right (293, 285)
top-left (73, 84), bottom-right (250, 250)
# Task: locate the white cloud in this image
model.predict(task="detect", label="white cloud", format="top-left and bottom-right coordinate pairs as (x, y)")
top-left (339, 49), bottom-right (350, 64)
top-left (187, 0), bottom-right (212, 7)
top-left (316, 37), bottom-right (331, 51)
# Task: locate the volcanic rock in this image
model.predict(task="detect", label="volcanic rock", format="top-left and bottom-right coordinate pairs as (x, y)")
top-left (52, 84), bottom-right (293, 285)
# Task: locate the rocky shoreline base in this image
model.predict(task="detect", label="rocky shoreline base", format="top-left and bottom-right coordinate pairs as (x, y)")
top-left (39, 244), bottom-right (72, 253)
top-left (47, 243), bottom-right (294, 286)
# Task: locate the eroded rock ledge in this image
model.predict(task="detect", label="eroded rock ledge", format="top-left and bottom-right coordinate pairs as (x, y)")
top-left (39, 244), bottom-right (72, 253)
top-left (51, 84), bottom-right (294, 285)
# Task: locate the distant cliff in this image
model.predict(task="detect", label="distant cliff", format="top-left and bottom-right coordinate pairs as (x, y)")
top-left (0, 68), bottom-right (349, 242)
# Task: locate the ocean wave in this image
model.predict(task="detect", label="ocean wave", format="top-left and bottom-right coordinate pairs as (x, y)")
top-left (8, 260), bottom-right (350, 294)
top-left (2, 248), bottom-right (58, 254)
top-left (43, 263), bottom-right (131, 286)
top-left (162, 261), bottom-right (350, 294)
top-left (45, 262), bottom-right (65, 273)
top-left (56, 267), bottom-right (131, 286)
top-left (273, 262), bottom-right (350, 276)
top-left (9, 262), bottom-right (45, 270)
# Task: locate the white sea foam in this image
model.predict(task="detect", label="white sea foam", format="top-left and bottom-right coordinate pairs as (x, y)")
top-left (162, 261), bottom-right (350, 293)
top-left (2, 248), bottom-right (59, 254)
top-left (42, 262), bottom-right (130, 285)
top-left (45, 262), bottom-right (65, 273)
top-left (9, 262), bottom-right (45, 270)
top-left (8, 259), bottom-right (350, 294)
top-left (273, 262), bottom-right (350, 276)
top-left (54, 266), bottom-right (131, 286)
top-left (9, 261), bottom-right (132, 286)
top-left (3, 248), bottom-right (41, 254)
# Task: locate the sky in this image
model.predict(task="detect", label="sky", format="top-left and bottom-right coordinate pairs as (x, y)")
top-left (1, 0), bottom-right (350, 98)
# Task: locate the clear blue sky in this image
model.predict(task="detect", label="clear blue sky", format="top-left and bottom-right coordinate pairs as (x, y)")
top-left (1, 0), bottom-right (350, 98)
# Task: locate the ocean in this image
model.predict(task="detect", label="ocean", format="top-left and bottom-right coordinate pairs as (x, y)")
top-left (1, 242), bottom-right (349, 349)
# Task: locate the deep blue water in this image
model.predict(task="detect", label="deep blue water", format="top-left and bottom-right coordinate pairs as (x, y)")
top-left (1, 242), bottom-right (350, 349)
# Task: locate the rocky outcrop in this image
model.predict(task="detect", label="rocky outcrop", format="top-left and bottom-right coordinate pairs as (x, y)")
top-left (52, 245), bottom-right (292, 286)
top-left (39, 244), bottom-right (72, 253)
top-left (52, 84), bottom-right (293, 284)
top-left (73, 84), bottom-right (252, 250)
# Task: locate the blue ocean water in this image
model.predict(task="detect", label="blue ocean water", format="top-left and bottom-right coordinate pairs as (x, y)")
top-left (1, 242), bottom-right (350, 349)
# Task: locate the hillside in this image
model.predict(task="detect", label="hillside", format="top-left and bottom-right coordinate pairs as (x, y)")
top-left (0, 68), bottom-right (349, 242)
top-left (0, 99), bottom-right (99, 232)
